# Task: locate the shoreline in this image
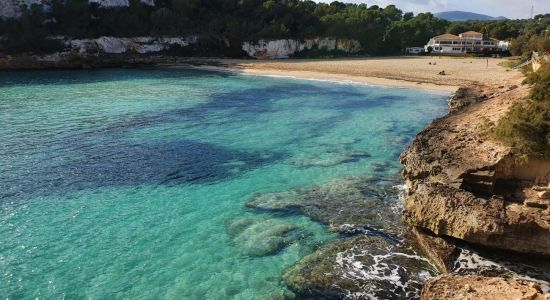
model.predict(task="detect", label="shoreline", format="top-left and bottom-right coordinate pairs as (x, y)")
top-left (178, 64), bottom-right (459, 93)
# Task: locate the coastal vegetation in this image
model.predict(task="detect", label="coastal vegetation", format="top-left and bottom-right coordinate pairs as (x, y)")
top-left (490, 62), bottom-right (550, 158)
top-left (509, 34), bottom-right (550, 57)
top-left (0, 0), bottom-right (548, 56)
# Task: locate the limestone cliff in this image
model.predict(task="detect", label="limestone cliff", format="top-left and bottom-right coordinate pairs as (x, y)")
top-left (69, 36), bottom-right (198, 55)
top-left (241, 38), bottom-right (362, 59)
top-left (401, 77), bottom-right (550, 298)
top-left (400, 82), bottom-right (550, 256)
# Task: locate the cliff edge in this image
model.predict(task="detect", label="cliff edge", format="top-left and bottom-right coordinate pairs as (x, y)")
top-left (400, 79), bottom-right (550, 298)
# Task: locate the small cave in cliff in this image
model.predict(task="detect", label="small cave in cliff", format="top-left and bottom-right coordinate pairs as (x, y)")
top-left (460, 158), bottom-right (550, 208)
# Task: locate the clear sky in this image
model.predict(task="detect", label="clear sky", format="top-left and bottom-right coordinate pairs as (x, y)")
top-left (315, 0), bottom-right (550, 20)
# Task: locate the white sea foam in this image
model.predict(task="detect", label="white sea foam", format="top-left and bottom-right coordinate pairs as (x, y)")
top-left (454, 249), bottom-right (550, 293)
top-left (334, 243), bottom-right (437, 299)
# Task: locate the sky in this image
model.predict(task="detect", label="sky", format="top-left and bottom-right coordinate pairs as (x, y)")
top-left (315, 0), bottom-right (550, 20)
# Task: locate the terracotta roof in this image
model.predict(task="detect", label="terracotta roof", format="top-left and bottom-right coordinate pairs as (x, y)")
top-left (461, 31), bottom-right (482, 35)
top-left (433, 33), bottom-right (460, 40)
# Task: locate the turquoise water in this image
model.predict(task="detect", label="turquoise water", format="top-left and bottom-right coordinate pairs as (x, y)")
top-left (0, 69), bottom-right (449, 299)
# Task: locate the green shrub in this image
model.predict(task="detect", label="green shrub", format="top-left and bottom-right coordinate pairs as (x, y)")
top-left (491, 63), bottom-right (550, 158)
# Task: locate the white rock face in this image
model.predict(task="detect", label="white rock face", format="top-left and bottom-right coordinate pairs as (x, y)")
top-left (68, 36), bottom-right (198, 55)
top-left (96, 36), bottom-right (134, 54)
top-left (89, 0), bottom-right (130, 7)
top-left (89, 0), bottom-right (154, 8)
top-left (0, 0), bottom-right (154, 18)
top-left (242, 38), bottom-right (362, 59)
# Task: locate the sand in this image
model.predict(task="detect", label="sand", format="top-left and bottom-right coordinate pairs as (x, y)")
top-left (177, 56), bottom-right (523, 92)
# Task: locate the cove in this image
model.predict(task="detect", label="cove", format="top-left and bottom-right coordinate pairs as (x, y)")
top-left (0, 68), bottom-right (449, 299)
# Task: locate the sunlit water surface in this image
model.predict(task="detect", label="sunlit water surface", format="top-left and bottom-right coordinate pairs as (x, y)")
top-left (0, 69), bottom-right (449, 299)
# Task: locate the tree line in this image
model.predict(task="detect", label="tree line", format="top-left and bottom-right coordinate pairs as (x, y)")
top-left (0, 0), bottom-right (548, 56)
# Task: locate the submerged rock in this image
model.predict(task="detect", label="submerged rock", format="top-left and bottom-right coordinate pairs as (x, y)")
top-left (282, 235), bottom-right (437, 299)
top-left (246, 177), bottom-right (404, 236)
top-left (289, 150), bottom-right (370, 168)
top-left (225, 216), bottom-right (304, 257)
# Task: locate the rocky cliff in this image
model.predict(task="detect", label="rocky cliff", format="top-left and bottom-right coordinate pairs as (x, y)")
top-left (241, 38), bottom-right (362, 59)
top-left (0, 36), bottom-right (366, 69)
top-left (401, 82), bottom-right (550, 256)
top-left (401, 79), bottom-right (550, 298)
top-left (69, 36), bottom-right (198, 55)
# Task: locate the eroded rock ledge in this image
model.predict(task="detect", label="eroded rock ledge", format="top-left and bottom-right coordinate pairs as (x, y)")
top-left (401, 81), bottom-right (550, 297)
top-left (422, 275), bottom-right (550, 300)
top-left (401, 82), bottom-right (550, 256)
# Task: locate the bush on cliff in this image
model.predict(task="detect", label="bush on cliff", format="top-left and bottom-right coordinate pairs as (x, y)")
top-left (491, 63), bottom-right (550, 159)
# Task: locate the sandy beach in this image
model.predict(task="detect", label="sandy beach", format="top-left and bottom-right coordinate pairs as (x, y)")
top-left (181, 56), bottom-right (523, 92)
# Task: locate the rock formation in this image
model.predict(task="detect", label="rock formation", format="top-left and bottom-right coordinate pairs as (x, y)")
top-left (246, 176), bottom-right (404, 235)
top-left (241, 39), bottom-right (362, 59)
top-left (401, 82), bottom-right (550, 256)
top-left (89, 0), bottom-right (154, 7)
top-left (69, 36), bottom-right (198, 55)
top-left (225, 216), bottom-right (305, 257)
top-left (421, 275), bottom-right (550, 300)
top-left (401, 79), bottom-right (550, 297)
top-left (283, 235), bottom-right (437, 299)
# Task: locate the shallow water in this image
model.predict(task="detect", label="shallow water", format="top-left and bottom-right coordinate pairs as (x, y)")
top-left (0, 68), bottom-right (449, 299)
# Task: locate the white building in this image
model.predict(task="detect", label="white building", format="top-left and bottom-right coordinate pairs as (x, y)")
top-left (425, 31), bottom-right (508, 54)
top-left (405, 47), bottom-right (425, 55)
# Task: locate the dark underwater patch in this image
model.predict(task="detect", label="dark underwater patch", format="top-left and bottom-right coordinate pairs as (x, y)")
top-left (0, 139), bottom-right (281, 201)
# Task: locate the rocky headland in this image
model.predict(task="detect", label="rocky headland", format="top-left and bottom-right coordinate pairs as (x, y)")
top-left (400, 79), bottom-right (550, 298)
